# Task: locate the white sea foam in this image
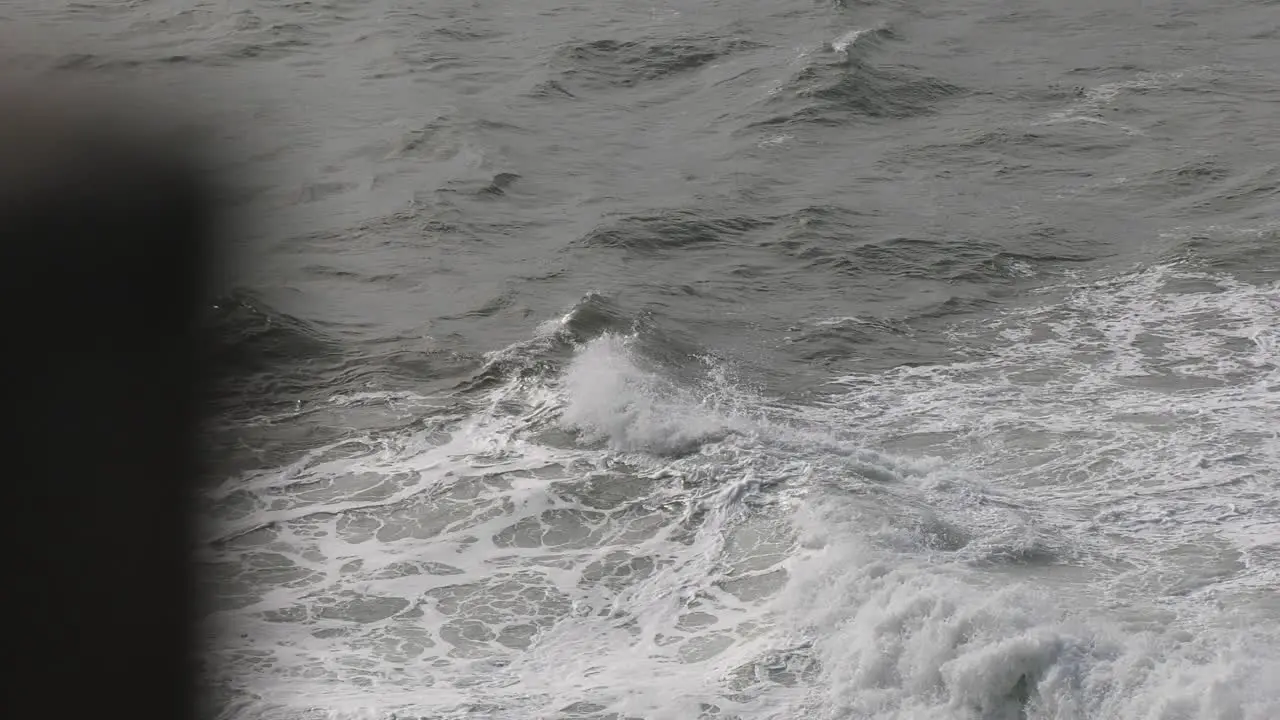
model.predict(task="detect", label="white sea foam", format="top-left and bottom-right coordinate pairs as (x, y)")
top-left (829, 29), bottom-right (869, 54)
top-left (203, 263), bottom-right (1279, 720)
top-left (777, 493), bottom-right (1279, 720)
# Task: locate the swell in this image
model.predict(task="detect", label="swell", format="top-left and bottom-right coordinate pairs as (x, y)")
top-left (203, 291), bottom-right (482, 477)
top-left (206, 290), bottom-right (336, 381)
top-left (540, 35), bottom-right (764, 95)
top-left (455, 292), bottom-right (716, 396)
top-left (750, 25), bottom-right (965, 127)
top-left (577, 211), bottom-right (768, 251)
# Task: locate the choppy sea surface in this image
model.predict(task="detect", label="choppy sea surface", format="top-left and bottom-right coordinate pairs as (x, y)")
top-left (10, 0), bottom-right (1280, 718)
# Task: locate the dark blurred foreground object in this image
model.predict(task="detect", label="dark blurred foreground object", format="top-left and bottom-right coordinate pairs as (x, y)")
top-left (2, 82), bottom-right (218, 720)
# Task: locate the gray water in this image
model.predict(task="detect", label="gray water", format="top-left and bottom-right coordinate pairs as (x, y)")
top-left (10, 0), bottom-right (1280, 718)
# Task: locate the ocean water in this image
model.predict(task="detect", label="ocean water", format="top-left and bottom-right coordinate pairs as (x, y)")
top-left (10, 0), bottom-right (1280, 718)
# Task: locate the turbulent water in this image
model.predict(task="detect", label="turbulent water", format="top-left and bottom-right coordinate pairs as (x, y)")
top-left (12, 0), bottom-right (1280, 718)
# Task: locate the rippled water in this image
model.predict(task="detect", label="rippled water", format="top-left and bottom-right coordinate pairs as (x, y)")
top-left (10, 0), bottom-right (1279, 718)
